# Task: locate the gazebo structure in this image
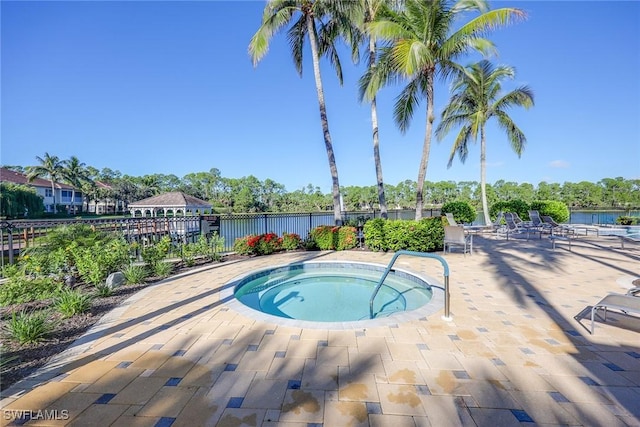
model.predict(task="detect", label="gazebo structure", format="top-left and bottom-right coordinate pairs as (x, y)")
top-left (128, 192), bottom-right (212, 217)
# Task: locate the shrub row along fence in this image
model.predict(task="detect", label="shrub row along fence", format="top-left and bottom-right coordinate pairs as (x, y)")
top-left (0, 209), bottom-right (442, 266)
top-left (2, 208), bottom-right (636, 267)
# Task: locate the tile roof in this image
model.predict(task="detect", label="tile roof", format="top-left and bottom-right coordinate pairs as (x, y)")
top-left (128, 191), bottom-right (211, 208)
top-left (0, 167), bottom-right (74, 189)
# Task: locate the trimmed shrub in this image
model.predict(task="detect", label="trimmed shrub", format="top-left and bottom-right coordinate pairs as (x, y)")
top-left (233, 236), bottom-right (253, 255)
top-left (373, 218), bottom-right (444, 252)
top-left (336, 226), bottom-right (358, 251)
top-left (140, 236), bottom-right (171, 270)
top-left (0, 276), bottom-right (63, 306)
top-left (490, 199), bottom-right (531, 220)
top-left (309, 226), bottom-right (339, 250)
top-left (363, 218), bottom-right (386, 251)
top-left (281, 232), bottom-right (302, 250)
top-left (615, 216), bottom-right (639, 225)
top-left (441, 201), bottom-right (477, 224)
top-left (529, 200), bottom-right (570, 223)
top-left (308, 226), bottom-right (358, 251)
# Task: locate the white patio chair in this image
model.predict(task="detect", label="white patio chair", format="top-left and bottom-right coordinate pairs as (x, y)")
top-left (443, 225), bottom-right (472, 255)
top-left (444, 212), bottom-right (458, 226)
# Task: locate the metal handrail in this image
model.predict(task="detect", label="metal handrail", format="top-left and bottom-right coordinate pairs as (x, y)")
top-left (369, 250), bottom-right (451, 320)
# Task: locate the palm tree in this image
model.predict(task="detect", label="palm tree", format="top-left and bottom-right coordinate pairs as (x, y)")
top-left (26, 152), bottom-right (64, 214)
top-left (355, 0), bottom-right (398, 219)
top-left (61, 156), bottom-right (90, 214)
top-left (361, 0), bottom-right (525, 219)
top-left (436, 60), bottom-right (534, 225)
top-left (249, 0), bottom-right (362, 225)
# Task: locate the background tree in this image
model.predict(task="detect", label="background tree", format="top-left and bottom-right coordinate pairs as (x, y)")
top-left (0, 183), bottom-right (44, 218)
top-left (361, 0), bottom-right (526, 220)
top-left (26, 152), bottom-right (64, 214)
top-left (61, 156), bottom-right (90, 214)
top-left (249, 0), bottom-right (362, 224)
top-left (436, 60), bottom-right (534, 225)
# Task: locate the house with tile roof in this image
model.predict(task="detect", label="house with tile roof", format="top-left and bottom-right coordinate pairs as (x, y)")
top-left (0, 167), bottom-right (83, 214)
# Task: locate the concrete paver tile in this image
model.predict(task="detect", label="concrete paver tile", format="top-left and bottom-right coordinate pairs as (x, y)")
top-left (368, 413), bottom-right (422, 427)
top-left (324, 400), bottom-right (368, 427)
top-left (279, 389), bottom-right (324, 423)
top-left (216, 408), bottom-right (266, 427)
top-left (110, 377), bottom-right (168, 406)
top-left (266, 357), bottom-right (305, 380)
top-left (377, 383), bottom-right (426, 416)
top-left (82, 367), bottom-right (145, 394)
top-left (66, 403), bottom-right (129, 426)
top-left (61, 361), bottom-right (120, 384)
top-left (338, 372), bottom-right (379, 402)
top-left (301, 359), bottom-right (338, 390)
top-left (170, 386), bottom-right (223, 427)
top-left (242, 378), bottom-right (288, 409)
top-left (419, 395), bottom-right (475, 426)
top-left (135, 385), bottom-right (198, 418)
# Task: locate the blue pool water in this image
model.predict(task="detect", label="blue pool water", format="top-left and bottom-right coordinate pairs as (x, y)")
top-left (234, 262), bottom-right (434, 322)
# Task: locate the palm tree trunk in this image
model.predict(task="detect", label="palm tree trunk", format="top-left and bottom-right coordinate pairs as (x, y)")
top-left (480, 127), bottom-right (490, 225)
top-left (50, 180), bottom-right (57, 214)
top-left (306, 15), bottom-right (342, 225)
top-left (369, 37), bottom-right (387, 219)
top-left (415, 72), bottom-right (435, 220)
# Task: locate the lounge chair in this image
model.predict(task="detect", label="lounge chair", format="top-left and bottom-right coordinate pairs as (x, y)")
top-left (502, 212), bottom-right (541, 240)
top-left (618, 232), bottom-right (640, 249)
top-left (443, 225), bottom-right (472, 255)
top-left (491, 211), bottom-right (505, 231)
top-left (541, 215), bottom-right (576, 236)
top-left (627, 286), bottom-right (640, 297)
top-left (590, 293), bottom-right (640, 334)
top-left (528, 210), bottom-right (551, 232)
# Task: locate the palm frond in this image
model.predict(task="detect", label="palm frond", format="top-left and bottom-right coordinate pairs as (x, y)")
top-left (493, 86), bottom-right (535, 111)
top-left (495, 111), bottom-right (527, 156)
top-left (394, 78), bottom-right (420, 133)
top-left (249, 4), bottom-right (296, 65)
top-left (284, 17), bottom-right (306, 75)
top-left (448, 124), bottom-right (474, 167)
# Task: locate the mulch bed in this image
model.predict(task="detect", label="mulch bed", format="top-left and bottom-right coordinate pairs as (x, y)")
top-left (0, 255), bottom-right (246, 392)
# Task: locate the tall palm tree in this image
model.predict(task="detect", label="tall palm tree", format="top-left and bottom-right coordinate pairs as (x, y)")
top-left (61, 156), bottom-right (90, 214)
top-left (357, 0), bottom-right (398, 219)
top-left (26, 152), bottom-right (64, 214)
top-left (436, 60), bottom-right (534, 225)
top-left (361, 0), bottom-right (525, 219)
top-left (249, 0), bottom-right (362, 225)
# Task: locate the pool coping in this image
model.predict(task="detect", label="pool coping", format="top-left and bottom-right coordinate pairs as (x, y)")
top-left (221, 260), bottom-right (446, 330)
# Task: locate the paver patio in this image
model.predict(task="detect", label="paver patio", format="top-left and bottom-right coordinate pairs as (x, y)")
top-left (1, 234), bottom-right (639, 426)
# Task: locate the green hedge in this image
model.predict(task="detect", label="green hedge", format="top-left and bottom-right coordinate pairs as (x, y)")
top-left (308, 226), bottom-right (358, 251)
top-left (363, 218), bottom-right (444, 252)
top-left (529, 200), bottom-right (570, 223)
top-left (441, 201), bottom-right (476, 224)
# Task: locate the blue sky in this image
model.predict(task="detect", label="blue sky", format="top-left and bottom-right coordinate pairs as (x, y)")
top-left (2, 1), bottom-right (639, 193)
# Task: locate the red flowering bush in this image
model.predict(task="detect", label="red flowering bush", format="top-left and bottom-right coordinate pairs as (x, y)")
top-left (256, 233), bottom-right (280, 255)
top-left (233, 233), bottom-right (282, 256)
top-left (336, 226), bottom-right (358, 251)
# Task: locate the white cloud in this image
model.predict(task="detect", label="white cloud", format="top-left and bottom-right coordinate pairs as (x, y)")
top-left (549, 160), bottom-right (570, 169)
